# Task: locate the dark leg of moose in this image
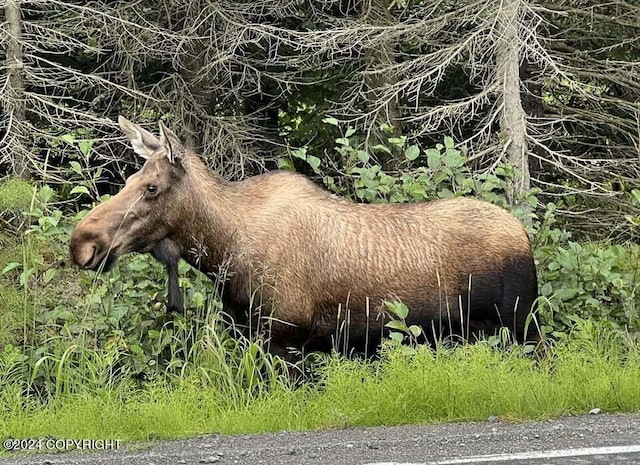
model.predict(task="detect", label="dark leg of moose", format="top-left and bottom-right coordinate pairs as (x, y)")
top-left (151, 238), bottom-right (184, 313)
top-left (501, 253), bottom-right (539, 342)
top-left (446, 257), bottom-right (538, 343)
top-left (267, 321), bottom-right (310, 363)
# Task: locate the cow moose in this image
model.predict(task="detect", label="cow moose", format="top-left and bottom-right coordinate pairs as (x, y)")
top-left (69, 116), bottom-right (539, 358)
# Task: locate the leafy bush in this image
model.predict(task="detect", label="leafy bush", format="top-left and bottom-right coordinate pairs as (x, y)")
top-left (537, 241), bottom-right (640, 336)
top-left (281, 121), bottom-right (538, 227)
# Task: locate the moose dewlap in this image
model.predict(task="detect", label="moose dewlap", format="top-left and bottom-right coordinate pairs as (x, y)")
top-left (70, 116), bottom-right (539, 357)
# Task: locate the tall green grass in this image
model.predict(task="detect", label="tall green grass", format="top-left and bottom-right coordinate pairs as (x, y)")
top-left (1, 319), bottom-right (639, 443)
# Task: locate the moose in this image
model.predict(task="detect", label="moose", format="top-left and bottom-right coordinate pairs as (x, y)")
top-left (70, 117), bottom-right (539, 358)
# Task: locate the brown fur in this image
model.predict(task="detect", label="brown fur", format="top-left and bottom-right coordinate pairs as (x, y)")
top-left (70, 117), bottom-right (539, 358)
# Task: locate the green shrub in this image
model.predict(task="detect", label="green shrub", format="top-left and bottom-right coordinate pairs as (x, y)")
top-left (538, 241), bottom-right (640, 335)
top-left (0, 177), bottom-right (34, 213)
top-left (0, 177), bottom-right (36, 246)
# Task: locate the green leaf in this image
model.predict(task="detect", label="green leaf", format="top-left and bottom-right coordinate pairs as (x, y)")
top-left (426, 149), bottom-right (441, 170)
top-left (192, 291), bottom-right (205, 308)
top-left (379, 173), bottom-right (396, 186)
top-left (52, 309), bottom-right (74, 321)
top-left (395, 302), bottom-right (409, 320)
top-left (388, 332), bottom-right (404, 343)
top-left (70, 186), bottom-right (90, 196)
top-left (43, 268), bottom-right (57, 284)
top-left (370, 144), bottom-right (392, 155)
top-left (442, 149), bottom-right (463, 168)
top-left (39, 185), bottom-right (55, 203)
top-left (356, 150), bottom-right (370, 164)
top-left (541, 282), bottom-right (553, 296)
top-left (388, 136), bottom-right (406, 148)
top-left (555, 287), bottom-right (577, 301)
top-left (444, 136), bottom-right (455, 149)
top-left (127, 260), bottom-right (150, 272)
top-left (401, 346), bottom-right (417, 356)
top-left (79, 140), bottom-right (93, 157)
top-left (307, 156), bottom-right (321, 172)
top-left (345, 127), bottom-right (356, 138)
top-left (19, 267), bottom-right (36, 287)
top-left (405, 144), bottom-right (420, 161)
top-left (277, 158), bottom-right (295, 171)
top-left (408, 325), bottom-right (422, 338)
top-left (410, 185), bottom-right (426, 200)
top-left (385, 320), bottom-right (408, 332)
top-left (385, 301), bottom-right (409, 319)
top-left (322, 117), bottom-right (339, 126)
top-left (70, 161), bottom-right (84, 176)
top-left (437, 187), bottom-right (454, 198)
top-left (291, 147), bottom-right (307, 159)
top-left (1, 262), bottom-right (21, 275)
top-left (335, 137), bottom-right (350, 146)
top-left (547, 261), bottom-right (560, 271)
top-left (434, 172), bottom-right (449, 185)
top-left (60, 134), bottom-right (75, 144)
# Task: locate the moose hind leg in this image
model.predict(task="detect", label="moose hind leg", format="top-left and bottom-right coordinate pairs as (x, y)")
top-left (500, 254), bottom-right (539, 343)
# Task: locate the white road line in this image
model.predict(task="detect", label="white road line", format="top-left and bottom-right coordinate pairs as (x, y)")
top-left (365, 444), bottom-right (640, 465)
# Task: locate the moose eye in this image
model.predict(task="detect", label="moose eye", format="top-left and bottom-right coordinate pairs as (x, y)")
top-left (147, 184), bottom-right (158, 195)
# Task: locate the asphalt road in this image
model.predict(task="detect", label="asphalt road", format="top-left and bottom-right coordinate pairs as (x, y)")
top-left (1, 413), bottom-right (639, 465)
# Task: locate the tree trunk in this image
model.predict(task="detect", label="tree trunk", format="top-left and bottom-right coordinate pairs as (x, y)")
top-left (495, 0), bottom-right (529, 207)
top-left (4, 0), bottom-right (30, 178)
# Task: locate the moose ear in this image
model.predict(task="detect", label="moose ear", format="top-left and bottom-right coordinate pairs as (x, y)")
top-left (158, 120), bottom-right (188, 168)
top-left (118, 116), bottom-right (162, 159)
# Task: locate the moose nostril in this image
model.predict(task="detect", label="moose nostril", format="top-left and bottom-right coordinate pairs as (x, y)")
top-left (71, 240), bottom-right (99, 269)
top-left (84, 245), bottom-right (97, 268)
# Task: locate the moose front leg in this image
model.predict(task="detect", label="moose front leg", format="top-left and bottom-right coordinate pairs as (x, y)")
top-left (151, 238), bottom-right (183, 312)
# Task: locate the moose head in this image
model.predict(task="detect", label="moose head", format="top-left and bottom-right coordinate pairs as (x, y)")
top-left (69, 117), bottom-right (193, 272)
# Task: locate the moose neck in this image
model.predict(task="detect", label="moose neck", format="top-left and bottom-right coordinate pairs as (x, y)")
top-left (168, 156), bottom-right (245, 275)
